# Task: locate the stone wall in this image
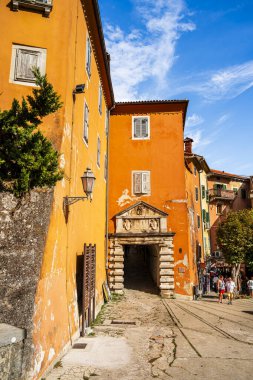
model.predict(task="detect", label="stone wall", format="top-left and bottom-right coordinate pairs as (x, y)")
top-left (0, 324), bottom-right (25, 380)
top-left (0, 190), bottom-right (53, 378)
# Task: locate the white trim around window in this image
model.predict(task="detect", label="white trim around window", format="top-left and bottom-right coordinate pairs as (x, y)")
top-left (132, 170), bottom-right (151, 195)
top-left (9, 44), bottom-right (47, 86)
top-left (83, 102), bottom-right (89, 146)
top-left (132, 116), bottom-right (150, 140)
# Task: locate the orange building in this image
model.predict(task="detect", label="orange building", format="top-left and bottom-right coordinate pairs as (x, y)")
top-left (184, 138), bottom-right (211, 286)
top-left (208, 169), bottom-right (250, 256)
top-left (108, 101), bottom-right (204, 299)
top-left (0, 1), bottom-right (114, 378)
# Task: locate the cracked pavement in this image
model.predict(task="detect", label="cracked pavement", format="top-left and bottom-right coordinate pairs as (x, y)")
top-left (45, 282), bottom-right (253, 380)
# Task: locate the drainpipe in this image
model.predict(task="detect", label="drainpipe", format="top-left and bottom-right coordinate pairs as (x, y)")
top-left (105, 104), bottom-right (115, 271)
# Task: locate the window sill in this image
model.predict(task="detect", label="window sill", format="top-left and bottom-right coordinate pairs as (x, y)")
top-left (12, 0), bottom-right (53, 17)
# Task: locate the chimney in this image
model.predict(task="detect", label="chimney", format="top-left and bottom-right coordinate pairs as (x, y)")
top-left (106, 52), bottom-right (111, 71)
top-left (184, 137), bottom-right (193, 154)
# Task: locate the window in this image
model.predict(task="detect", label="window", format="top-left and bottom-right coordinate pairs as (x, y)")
top-left (10, 44), bottom-right (46, 86)
top-left (201, 185), bottom-right (206, 199)
top-left (104, 154), bottom-right (107, 180)
top-left (195, 187), bottom-right (199, 201)
top-left (233, 187), bottom-right (238, 194)
top-left (217, 204), bottom-right (222, 214)
top-left (98, 83), bottom-right (102, 115)
top-left (206, 190), bottom-right (209, 202)
top-left (83, 103), bottom-right (89, 144)
top-left (194, 167), bottom-right (197, 176)
top-left (241, 188), bottom-right (247, 199)
top-left (132, 171), bottom-right (150, 194)
top-left (202, 209), bottom-right (206, 222)
top-left (97, 136), bottom-right (101, 167)
top-left (132, 116), bottom-right (150, 139)
top-left (105, 109), bottom-right (109, 135)
top-left (197, 215), bottom-right (200, 229)
top-left (86, 37), bottom-right (92, 77)
top-left (12, 0), bottom-right (53, 17)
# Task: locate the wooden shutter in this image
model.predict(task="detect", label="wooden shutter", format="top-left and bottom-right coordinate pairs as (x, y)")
top-left (133, 172), bottom-right (142, 193)
top-left (86, 38), bottom-right (91, 76)
top-left (141, 118), bottom-right (148, 137)
top-left (84, 104), bottom-right (89, 143)
top-left (201, 185), bottom-right (205, 198)
top-left (142, 172), bottom-right (150, 193)
top-left (15, 49), bottom-right (38, 81)
top-left (202, 209), bottom-right (206, 222)
top-left (134, 118), bottom-right (141, 138)
top-left (98, 85), bottom-right (102, 114)
top-left (195, 187), bottom-right (199, 201)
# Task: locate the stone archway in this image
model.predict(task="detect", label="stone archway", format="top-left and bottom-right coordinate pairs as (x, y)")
top-left (108, 201), bottom-right (175, 298)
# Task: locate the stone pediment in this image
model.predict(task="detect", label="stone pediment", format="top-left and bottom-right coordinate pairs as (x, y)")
top-left (115, 201), bottom-right (168, 234)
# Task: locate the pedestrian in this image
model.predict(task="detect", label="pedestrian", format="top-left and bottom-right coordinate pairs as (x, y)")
top-left (226, 277), bottom-right (236, 305)
top-left (217, 275), bottom-right (225, 303)
top-left (247, 276), bottom-right (253, 298)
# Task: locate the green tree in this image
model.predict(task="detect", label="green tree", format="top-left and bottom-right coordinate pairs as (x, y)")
top-left (217, 209), bottom-right (253, 286)
top-left (0, 69), bottom-right (63, 196)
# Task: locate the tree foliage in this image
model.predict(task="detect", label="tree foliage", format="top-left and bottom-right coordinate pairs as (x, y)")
top-left (0, 69), bottom-right (63, 196)
top-left (217, 209), bottom-right (253, 269)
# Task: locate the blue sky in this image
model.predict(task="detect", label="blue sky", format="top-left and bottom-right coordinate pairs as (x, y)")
top-left (98, 0), bottom-right (253, 175)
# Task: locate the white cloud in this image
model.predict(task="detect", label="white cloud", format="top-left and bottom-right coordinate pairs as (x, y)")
top-left (174, 61), bottom-right (253, 101)
top-left (204, 61), bottom-right (253, 100)
top-left (104, 0), bottom-right (195, 100)
top-left (185, 113), bottom-right (204, 128)
top-left (216, 114), bottom-right (230, 125)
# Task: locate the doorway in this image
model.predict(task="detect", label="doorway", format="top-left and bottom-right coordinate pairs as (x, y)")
top-left (124, 245), bottom-right (159, 294)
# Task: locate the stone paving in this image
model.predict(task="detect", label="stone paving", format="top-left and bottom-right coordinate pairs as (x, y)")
top-left (45, 283), bottom-right (253, 380)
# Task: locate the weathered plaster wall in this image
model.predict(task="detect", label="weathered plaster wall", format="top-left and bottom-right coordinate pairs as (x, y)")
top-left (0, 190), bottom-right (53, 378)
top-left (109, 108), bottom-right (192, 297)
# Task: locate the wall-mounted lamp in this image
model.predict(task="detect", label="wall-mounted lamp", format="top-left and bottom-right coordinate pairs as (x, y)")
top-left (63, 168), bottom-right (96, 222)
top-left (73, 84), bottom-right (85, 94)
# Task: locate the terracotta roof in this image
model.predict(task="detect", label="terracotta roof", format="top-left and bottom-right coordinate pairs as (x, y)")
top-left (111, 100), bottom-right (189, 128)
top-left (209, 169), bottom-right (250, 181)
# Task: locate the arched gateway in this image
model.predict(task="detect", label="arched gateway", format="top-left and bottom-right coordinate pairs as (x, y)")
top-left (108, 201), bottom-right (175, 298)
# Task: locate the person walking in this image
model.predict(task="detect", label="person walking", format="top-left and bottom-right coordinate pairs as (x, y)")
top-left (247, 276), bottom-right (253, 298)
top-left (226, 277), bottom-right (236, 305)
top-left (217, 275), bottom-right (225, 303)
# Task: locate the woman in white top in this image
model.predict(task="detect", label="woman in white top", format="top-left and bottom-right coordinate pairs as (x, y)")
top-left (247, 277), bottom-right (253, 298)
top-left (226, 277), bottom-right (236, 305)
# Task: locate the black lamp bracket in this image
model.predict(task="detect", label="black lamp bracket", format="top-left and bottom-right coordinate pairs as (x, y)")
top-left (63, 196), bottom-right (90, 223)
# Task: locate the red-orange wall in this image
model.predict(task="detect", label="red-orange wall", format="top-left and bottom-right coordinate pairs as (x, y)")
top-left (109, 105), bottom-right (196, 297)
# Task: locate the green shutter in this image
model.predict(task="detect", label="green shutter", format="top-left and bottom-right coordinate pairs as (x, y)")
top-left (206, 190), bottom-right (209, 202)
top-left (202, 209), bottom-right (206, 222)
top-left (206, 212), bottom-right (210, 223)
top-left (201, 185), bottom-right (205, 199)
top-left (222, 184), bottom-right (227, 189)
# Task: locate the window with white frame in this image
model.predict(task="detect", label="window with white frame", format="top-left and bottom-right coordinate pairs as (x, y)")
top-left (97, 136), bottom-right (101, 167)
top-left (10, 44), bottom-right (46, 85)
top-left (132, 116), bottom-right (150, 139)
top-left (132, 171), bottom-right (150, 195)
top-left (86, 37), bottom-right (92, 77)
top-left (83, 103), bottom-right (89, 144)
top-left (98, 83), bottom-right (102, 114)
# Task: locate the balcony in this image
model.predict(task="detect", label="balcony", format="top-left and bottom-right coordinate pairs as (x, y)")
top-left (208, 188), bottom-right (235, 202)
top-left (12, 0), bottom-right (53, 17)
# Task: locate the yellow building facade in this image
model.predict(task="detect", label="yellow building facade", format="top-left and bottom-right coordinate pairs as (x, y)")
top-left (0, 1), bottom-right (114, 378)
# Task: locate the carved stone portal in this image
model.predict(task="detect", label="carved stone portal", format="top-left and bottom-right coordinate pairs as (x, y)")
top-left (108, 201), bottom-right (175, 298)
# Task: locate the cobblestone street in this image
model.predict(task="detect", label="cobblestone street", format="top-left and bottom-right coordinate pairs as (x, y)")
top-left (45, 283), bottom-right (253, 380)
